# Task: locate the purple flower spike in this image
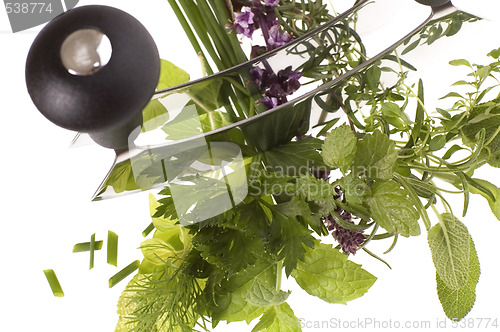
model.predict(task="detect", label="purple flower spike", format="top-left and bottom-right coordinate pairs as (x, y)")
top-left (325, 211), bottom-right (365, 255)
top-left (264, 0), bottom-right (279, 8)
top-left (233, 6), bottom-right (255, 38)
top-left (267, 25), bottom-right (292, 49)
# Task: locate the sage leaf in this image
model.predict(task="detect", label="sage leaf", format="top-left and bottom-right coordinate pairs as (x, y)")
top-left (291, 242), bottom-right (376, 304)
top-left (437, 237), bottom-right (480, 321)
top-left (367, 180), bottom-right (420, 237)
top-left (322, 124), bottom-right (357, 172)
top-left (428, 214), bottom-right (470, 290)
top-left (354, 130), bottom-right (398, 180)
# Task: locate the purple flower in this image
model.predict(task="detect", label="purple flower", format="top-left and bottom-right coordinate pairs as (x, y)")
top-left (278, 66), bottom-right (301, 95)
top-left (325, 211), bottom-right (365, 255)
top-left (233, 6), bottom-right (255, 38)
top-left (264, 0), bottom-right (279, 8)
top-left (260, 95), bottom-right (278, 109)
top-left (250, 65), bottom-right (302, 109)
top-left (250, 45), bottom-right (267, 58)
top-left (267, 25), bottom-right (292, 49)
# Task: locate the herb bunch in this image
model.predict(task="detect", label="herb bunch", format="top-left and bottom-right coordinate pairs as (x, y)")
top-left (112, 1), bottom-right (500, 331)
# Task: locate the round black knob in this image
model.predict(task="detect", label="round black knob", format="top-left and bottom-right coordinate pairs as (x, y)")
top-left (414, 0), bottom-right (451, 6)
top-left (26, 5), bottom-right (160, 149)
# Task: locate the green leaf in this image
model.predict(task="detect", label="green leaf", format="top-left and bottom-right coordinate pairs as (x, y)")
top-left (253, 303), bottom-right (302, 332)
top-left (268, 198), bottom-right (316, 276)
top-left (439, 92), bottom-right (463, 100)
top-left (428, 214), bottom-right (470, 290)
top-left (192, 226), bottom-right (260, 276)
top-left (437, 237), bottom-right (480, 321)
top-left (462, 110), bottom-right (500, 154)
top-left (322, 124), bottom-right (357, 172)
top-left (429, 135), bottom-right (447, 151)
top-left (156, 59), bottom-right (190, 90)
top-left (141, 99), bottom-right (168, 132)
top-left (295, 173), bottom-right (337, 219)
top-left (264, 138), bottom-right (326, 176)
top-left (247, 278), bottom-right (290, 307)
top-left (103, 160), bottom-right (140, 193)
top-left (468, 178), bottom-right (500, 220)
top-left (209, 260), bottom-right (275, 323)
top-left (367, 180), bottom-right (420, 237)
top-left (354, 130), bottom-right (398, 180)
top-left (449, 59), bottom-right (471, 67)
top-left (337, 174), bottom-right (371, 218)
top-left (488, 47), bottom-right (500, 59)
top-left (380, 102), bottom-right (405, 129)
top-left (292, 242), bottom-right (376, 304)
top-left (402, 39), bottom-right (420, 55)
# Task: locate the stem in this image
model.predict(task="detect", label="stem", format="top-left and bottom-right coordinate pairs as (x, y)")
top-left (276, 261), bottom-right (283, 292)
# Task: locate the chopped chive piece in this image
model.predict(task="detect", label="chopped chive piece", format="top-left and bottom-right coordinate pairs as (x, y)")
top-left (109, 260), bottom-right (140, 288)
top-left (107, 230), bottom-right (118, 267)
top-left (72, 241), bottom-right (103, 253)
top-left (89, 233), bottom-right (96, 270)
top-left (43, 269), bottom-right (64, 297)
top-left (142, 222), bottom-right (155, 237)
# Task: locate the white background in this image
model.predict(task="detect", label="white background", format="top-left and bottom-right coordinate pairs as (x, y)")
top-left (1, 0), bottom-right (500, 331)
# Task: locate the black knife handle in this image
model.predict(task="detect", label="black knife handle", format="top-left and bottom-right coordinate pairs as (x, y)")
top-left (26, 5), bottom-right (160, 150)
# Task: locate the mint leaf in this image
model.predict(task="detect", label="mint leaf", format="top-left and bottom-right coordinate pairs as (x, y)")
top-left (354, 130), bottom-right (398, 180)
top-left (295, 173), bottom-right (337, 218)
top-left (367, 180), bottom-right (420, 236)
top-left (437, 237), bottom-right (480, 321)
top-left (247, 278), bottom-right (290, 307)
top-left (156, 59), bottom-right (190, 90)
top-left (322, 124), bottom-right (357, 172)
top-left (428, 214), bottom-right (470, 290)
top-left (268, 198), bottom-right (316, 276)
top-left (253, 303), bottom-right (302, 332)
top-left (264, 138), bottom-right (326, 176)
top-left (291, 241), bottom-right (376, 304)
top-left (210, 260), bottom-right (275, 323)
top-left (468, 178), bottom-right (500, 220)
